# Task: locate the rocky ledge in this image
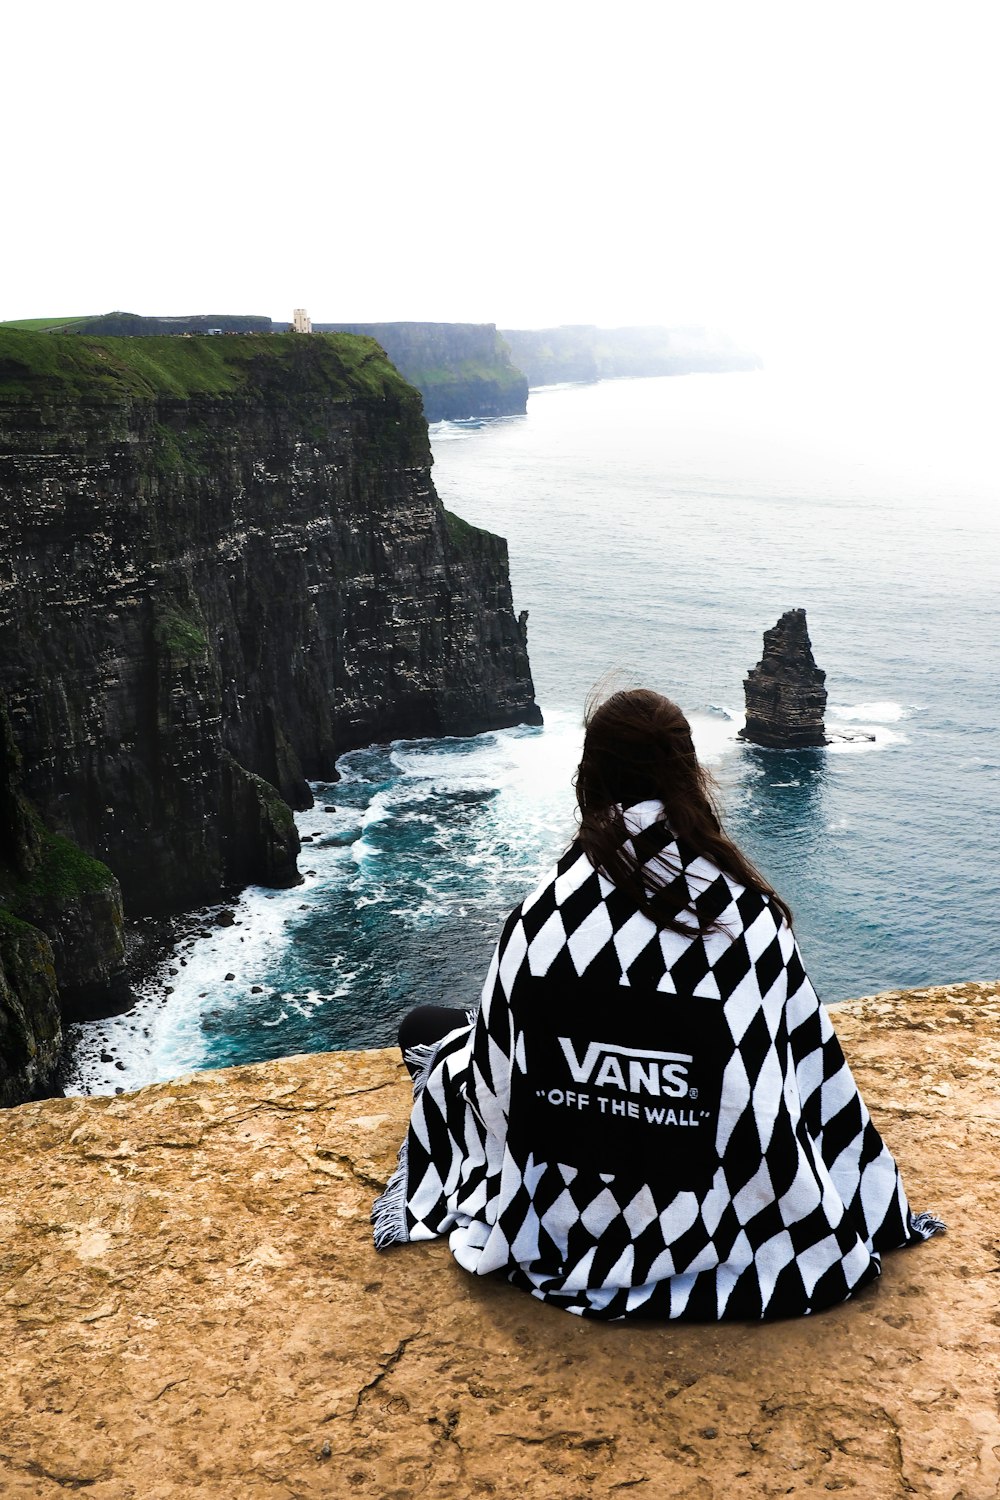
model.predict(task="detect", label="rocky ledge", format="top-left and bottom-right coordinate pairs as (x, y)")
top-left (0, 980), bottom-right (996, 1499)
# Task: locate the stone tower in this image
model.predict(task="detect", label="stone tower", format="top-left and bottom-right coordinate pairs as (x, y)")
top-left (738, 609), bottom-right (828, 748)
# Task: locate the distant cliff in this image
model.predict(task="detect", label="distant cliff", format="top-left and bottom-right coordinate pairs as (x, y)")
top-left (0, 329), bottom-right (539, 1102)
top-left (315, 322), bottom-right (528, 421)
top-left (501, 324), bottom-right (762, 387)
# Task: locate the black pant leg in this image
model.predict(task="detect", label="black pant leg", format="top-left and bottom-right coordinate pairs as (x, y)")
top-left (397, 1004), bottom-right (468, 1076)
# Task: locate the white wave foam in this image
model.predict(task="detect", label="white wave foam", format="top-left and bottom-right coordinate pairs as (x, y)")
top-left (360, 791), bottom-right (395, 828)
top-left (689, 709), bottom-right (743, 765)
top-left (285, 989), bottom-right (328, 1016)
top-left (828, 700), bottom-right (910, 723)
top-left (63, 880), bottom-right (307, 1097)
top-left (390, 901), bottom-right (455, 924)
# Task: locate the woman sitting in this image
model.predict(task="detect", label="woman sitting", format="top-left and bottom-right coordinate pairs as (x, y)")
top-left (373, 689), bottom-right (941, 1320)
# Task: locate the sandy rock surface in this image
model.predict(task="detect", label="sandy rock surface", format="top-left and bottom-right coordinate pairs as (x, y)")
top-left (1, 981), bottom-right (998, 1499)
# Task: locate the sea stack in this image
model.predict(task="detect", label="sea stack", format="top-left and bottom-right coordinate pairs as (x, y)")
top-left (739, 609), bottom-right (828, 748)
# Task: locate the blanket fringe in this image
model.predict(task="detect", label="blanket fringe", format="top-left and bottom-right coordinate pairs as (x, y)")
top-left (371, 1037), bottom-right (449, 1250)
top-left (372, 1148), bottom-right (410, 1251)
top-left (403, 1039), bottom-right (442, 1098)
top-left (910, 1209), bottom-right (947, 1239)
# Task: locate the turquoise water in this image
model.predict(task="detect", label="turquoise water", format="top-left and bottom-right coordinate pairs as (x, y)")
top-left (67, 371), bottom-right (1000, 1093)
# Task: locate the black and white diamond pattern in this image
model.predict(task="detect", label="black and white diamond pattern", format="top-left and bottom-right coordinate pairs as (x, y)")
top-left (374, 801), bottom-right (939, 1319)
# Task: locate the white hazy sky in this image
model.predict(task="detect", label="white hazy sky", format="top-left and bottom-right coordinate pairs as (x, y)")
top-left (3, 1), bottom-right (999, 393)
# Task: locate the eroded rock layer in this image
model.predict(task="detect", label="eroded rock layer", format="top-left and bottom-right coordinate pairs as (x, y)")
top-left (0, 330), bottom-right (539, 920)
top-left (0, 981), bottom-right (995, 1499)
top-left (739, 608), bottom-right (828, 748)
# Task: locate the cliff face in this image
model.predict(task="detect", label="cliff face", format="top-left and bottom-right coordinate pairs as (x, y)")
top-left (0, 329), bottom-right (539, 925)
top-left (739, 608), bottom-right (828, 748)
top-left (0, 980), bottom-right (993, 1499)
top-left (317, 322), bottom-right (529, 421)
top-left (0, 912), bottom-right (61, 1108)
top-left (501, 323), bottom-right (763, 387)
top-left (0, 692), bottom-right (127, 1104)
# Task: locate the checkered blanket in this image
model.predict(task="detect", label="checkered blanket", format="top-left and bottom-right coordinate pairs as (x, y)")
top-left (373, 800), bottom-right (942, 1319)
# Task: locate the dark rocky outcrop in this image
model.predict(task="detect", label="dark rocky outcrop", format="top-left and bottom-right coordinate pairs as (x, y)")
top-left (0, 329), bottom-right (539, 1100)
top-left (220, 752), bottom-right (301, 893)
top-left (314, 322), bottom-right (529, 421)
top-left (739, 609), bottom-right (828, 748)
top-left (0, 911), bottom-right (62, 1108)
top-left (501, 323), bottom-right (762, 387)
top-left (1, 692), bottom-right (127, 1104)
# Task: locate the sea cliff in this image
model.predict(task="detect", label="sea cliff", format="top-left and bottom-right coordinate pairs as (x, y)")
top-left (316, 322), bottom-right (529, 421)
top-left (0, 329), bottom-right (539, 1103)
top-left (0, 980), bottom-right (993, 1499)
top-left (501, 324), bottom-right (762, 387)
top-left (6, 314), bottom-right (765, 415)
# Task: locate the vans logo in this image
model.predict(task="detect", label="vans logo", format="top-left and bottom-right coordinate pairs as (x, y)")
top-left (512, 978), bottom-right (721, 1174)
top-left (557, 1037), bottom-right (693, 1098)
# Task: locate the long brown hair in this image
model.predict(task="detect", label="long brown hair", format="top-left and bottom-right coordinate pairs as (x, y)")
top-left (575, 688), bottom-right (793, 934)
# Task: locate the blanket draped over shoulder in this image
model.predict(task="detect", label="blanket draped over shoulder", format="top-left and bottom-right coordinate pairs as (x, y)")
top-left (373, 801), bottom-right (942, 1320)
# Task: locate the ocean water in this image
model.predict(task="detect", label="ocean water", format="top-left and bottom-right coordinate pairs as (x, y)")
top-left (66, 371), bottom-right (1000, 1095)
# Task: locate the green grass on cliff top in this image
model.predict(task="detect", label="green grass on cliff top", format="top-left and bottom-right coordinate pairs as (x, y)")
top-left (0, 328), bottom-right (418, 404)
top-left (0, 316), bottom-right (94, 331)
